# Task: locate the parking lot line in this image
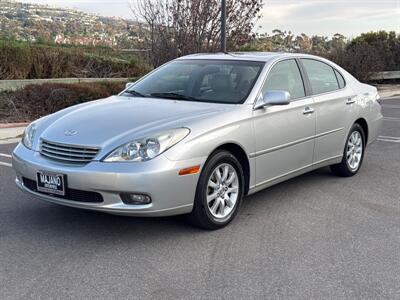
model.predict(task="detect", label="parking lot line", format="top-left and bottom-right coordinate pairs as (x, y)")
top-left (383, 117), bottom-right (400, 122)
top-left (377, 136), bottom-right (400, 143)
top-left (0, 161), bottom-right (12, 167)
top-left (378, 139), bottom-right (400, 143)
top-left (382, 105), bottom-right (400, 109)
top-left (0, 153), bottom-right (12, 158)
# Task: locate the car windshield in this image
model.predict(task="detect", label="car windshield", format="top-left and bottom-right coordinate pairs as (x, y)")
top-left (123, 59), bottom-right (265, 104)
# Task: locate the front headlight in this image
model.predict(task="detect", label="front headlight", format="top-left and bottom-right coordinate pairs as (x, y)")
top-left (22, 122), bottom-right (37, 149)
top-left (103, 128), bottom-right (190, 162)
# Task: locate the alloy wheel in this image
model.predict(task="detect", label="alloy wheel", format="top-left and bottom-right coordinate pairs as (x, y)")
top-left (206, 163), bottom-right (239, 220)
top-left (346, 131), bottom-right (363, 171)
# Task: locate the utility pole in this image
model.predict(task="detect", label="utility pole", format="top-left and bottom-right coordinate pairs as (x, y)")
top-left (220, 0), bottom-right (227, 52)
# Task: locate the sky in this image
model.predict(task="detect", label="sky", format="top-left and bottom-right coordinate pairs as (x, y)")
top-left (22, 0), bottom-right (400, 37)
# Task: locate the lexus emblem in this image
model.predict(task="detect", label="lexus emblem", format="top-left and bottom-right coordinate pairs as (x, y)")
top-left (64, 130), bottom-right (78, 136)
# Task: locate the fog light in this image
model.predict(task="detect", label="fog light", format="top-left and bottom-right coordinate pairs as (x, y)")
top-left (120, 193), bottom-right (152, 205)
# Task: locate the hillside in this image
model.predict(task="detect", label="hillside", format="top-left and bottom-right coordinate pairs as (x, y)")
top-left (0, 0), bottom-right (142, 48)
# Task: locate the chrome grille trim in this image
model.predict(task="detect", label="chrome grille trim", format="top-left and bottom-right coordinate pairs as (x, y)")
top-left (41, 147), bottom-right (96, 158)
top-left (40, 139), bottom-right (100, 163)
top-left (41, 142), bottom-right (98, 154)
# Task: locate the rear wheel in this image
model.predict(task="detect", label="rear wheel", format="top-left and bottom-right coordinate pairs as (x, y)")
top-left (330, 123), bottom-right (365, 177)
top-left (190, 150), bottom-right (244, 230)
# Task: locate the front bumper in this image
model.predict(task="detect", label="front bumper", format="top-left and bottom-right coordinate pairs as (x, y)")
top-left (12, 143), bottom-right (206, 217)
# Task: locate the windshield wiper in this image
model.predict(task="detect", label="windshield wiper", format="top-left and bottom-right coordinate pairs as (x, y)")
top-left (150, 92), bottom-right (199, 102)
top-left (124, 89), bottom-right (147, 97)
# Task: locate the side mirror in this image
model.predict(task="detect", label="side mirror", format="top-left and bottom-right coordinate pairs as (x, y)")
top-left (125, 82), bottom-right (135, 89)
top-left (254, 90), bottom-right (291, 109)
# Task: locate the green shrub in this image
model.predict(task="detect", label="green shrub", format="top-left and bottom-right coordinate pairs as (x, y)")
top-left (0, 39), bottom-right (152, 80)
top-left (0, 40), bottom-right (32, 79)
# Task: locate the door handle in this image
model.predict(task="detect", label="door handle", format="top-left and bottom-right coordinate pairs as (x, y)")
top-left (346, 97), bottom-right (356, 105)
top-left (303, 107), bottom-right (314, 115)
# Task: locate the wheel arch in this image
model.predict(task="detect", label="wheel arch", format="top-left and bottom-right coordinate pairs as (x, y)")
top-left (211, 143), bottom-right (251, 196)
top-left (354, 118), bottom-right (369, 145)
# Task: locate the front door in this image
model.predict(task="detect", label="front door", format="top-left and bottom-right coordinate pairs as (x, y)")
top-left (253, 59), bottom-right (316, 186)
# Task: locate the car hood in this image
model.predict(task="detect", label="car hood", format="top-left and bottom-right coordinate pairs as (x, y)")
top-left (38, 96), bottom-right (232, 148)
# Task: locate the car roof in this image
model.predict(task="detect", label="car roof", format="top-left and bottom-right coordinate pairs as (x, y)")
top-left (177, 52), bottom-right (320, 62)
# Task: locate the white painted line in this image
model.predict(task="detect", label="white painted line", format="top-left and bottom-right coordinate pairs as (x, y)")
top-left (0, 161), bottom-right (12, 167)
top-left (383, 117), bottom-right (400, 122)
top-left (377, 139), bottom-right (400, 143)
top-left (377, 136), bottom-right (400, 143)
top-left (382, 105), bottom-right (400, 109)
top-left (379, 135), bottom-right (400, 140)
top-left (0, 153), bottom-right (12, 158)
top-left (377, 135), bottom-right (400, 143)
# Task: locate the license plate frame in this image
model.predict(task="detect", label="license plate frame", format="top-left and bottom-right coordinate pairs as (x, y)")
top-left (36, 171), bottom-right (66, 196)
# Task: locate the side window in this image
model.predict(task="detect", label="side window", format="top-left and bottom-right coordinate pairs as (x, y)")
top-left (334, 69), bottom-right (346, 89)
top-left (262, 59), bottom-right (305, 100)
top-left (301, 59), bottom-right (339, 94)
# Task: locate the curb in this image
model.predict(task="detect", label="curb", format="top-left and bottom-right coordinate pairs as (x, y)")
top-left (0, 125), bottom-right (26, 143)
top-left (380, 95), bottom-right (400, 101)
top-left (379, 93), bottom-right (400, 99)
top-left (0, 122), bottom-right (29, 129)
top-left (0, 137), bottom-right (21, 145)
top-left (376, 85), bottom-right (400, 99)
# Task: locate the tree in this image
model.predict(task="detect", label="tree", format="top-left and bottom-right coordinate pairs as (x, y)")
top-left (131, 0), bottom-right (263, 66)
top-left (330, 33), bottom-right (346, 52)
top-left (270, 29), bottom-right (285, 50)
top-left (341, 42), bottom-right (385, 82)
top-left (348, 31), bottom-right (399, 71)
top-left (294, 33), bottom-right (312, 52)
top-left (310, 35), bottom-right (329, 56)
top-left (240, 29), bottom-right (399, 81)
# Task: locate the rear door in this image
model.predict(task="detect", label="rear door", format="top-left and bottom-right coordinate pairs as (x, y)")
top-left (300, 59), bottom-right (354, 163)
top-left (253, 59), bottom-right (316, 186)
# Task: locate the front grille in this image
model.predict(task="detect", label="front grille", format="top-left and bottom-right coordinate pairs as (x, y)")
top-left (40, 139), bottom-right (100, 164)
top-left (22, 177), bottom-right (103, 203)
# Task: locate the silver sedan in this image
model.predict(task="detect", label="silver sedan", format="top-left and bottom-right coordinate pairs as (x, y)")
top-left (12, 52), bottom-right (383, 229)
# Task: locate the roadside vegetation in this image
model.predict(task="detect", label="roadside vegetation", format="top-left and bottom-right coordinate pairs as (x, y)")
top-left (0, 0), bottom-right (398, 124)
top-left (1, 30), bottom-right (398, 123)
top-left (243, 30), bottom-right (400, 82)
top-left (0, 81), bottom-right (126, 123)
top-left (131, 2), bottom-right (398, 82)
top-left (0, 38), bottom-right (151, 80)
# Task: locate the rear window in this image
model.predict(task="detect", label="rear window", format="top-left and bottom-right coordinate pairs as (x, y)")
top-left (301, 59), bottom-right (340, 95)
top-left (334, 69), bottom-right (346, 89)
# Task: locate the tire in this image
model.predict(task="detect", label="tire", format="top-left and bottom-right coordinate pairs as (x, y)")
top-left (330, 123), bottom-right (365, 177)
top-left (190, 150), bottom-right (245, 230)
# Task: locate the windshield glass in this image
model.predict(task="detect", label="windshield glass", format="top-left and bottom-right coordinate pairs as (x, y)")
top-left (124, 59), bottom-right (265, 104)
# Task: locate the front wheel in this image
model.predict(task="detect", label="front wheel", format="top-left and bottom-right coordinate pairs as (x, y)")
top-left (190, 150), bottom-right (244, 230)
top-left (330, 123), bottom-right (365, 177)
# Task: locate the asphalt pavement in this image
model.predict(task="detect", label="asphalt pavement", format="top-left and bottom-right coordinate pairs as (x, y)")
top-left (0, 98), bottom-right (399, 299)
